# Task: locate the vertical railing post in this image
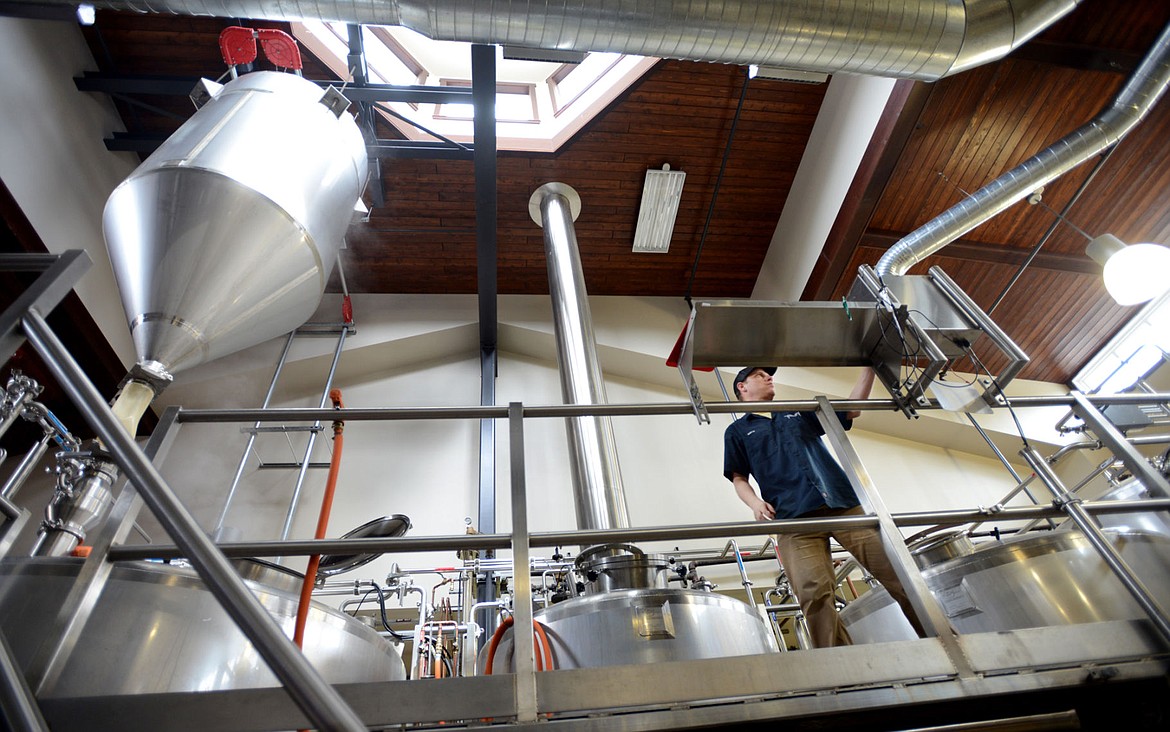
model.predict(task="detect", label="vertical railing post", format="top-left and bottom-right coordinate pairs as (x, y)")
top-left (508, 402), bottom-right (538, 722)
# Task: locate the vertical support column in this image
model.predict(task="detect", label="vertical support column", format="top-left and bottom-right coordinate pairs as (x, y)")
top-left (1022, 446), bottom-right (1170, 645)
top-left (508, 402), bottom-right (538, 723)
top-left (814, 397), bottom-right (972, 676)
top-left (472, 41), bottom-right (500, 639)
top-left (21, 309), bottom-right (366, 732)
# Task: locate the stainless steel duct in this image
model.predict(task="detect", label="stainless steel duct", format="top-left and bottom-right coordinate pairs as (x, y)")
top-left (875, 19), bottom-right (1170, 278)
top-left (29, 0), bottom-right (1079, 81)
top-left (528, 183), bottom-right (629, 532)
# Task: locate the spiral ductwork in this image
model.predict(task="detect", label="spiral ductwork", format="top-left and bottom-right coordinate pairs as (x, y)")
top-left (26, 0), bottom-right (1080, 81)
top-left (875, 19), bottom-right (1170, 277)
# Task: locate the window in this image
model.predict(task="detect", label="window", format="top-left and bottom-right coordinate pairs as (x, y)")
top-left (291, 21), bottom-right (657, 153)
top-left (1073, 289), bottom-right (1170, 394)
top-left (435, 80), bottom-right (539, 123)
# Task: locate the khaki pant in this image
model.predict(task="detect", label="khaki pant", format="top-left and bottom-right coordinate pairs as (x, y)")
top-left (775, 505), bottom-right (926, 648)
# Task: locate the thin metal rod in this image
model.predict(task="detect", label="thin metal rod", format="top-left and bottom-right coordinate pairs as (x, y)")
top-left (966, 413), bottom-right (1054, 530)
top-left (280, 327), bottom-right (347, 541)
top-left (20, 309), bottom-right (366, 732)
top-left (114, 498), bottom-right (1170, 563)
top-left (0, 631), bottom-right (48, 732)
top-left (1071, 391), bottom-right (1170, 499)
top-left (213, 331), bottom-right (297, 535)
top-left (173, 392), bottom-right (1170, 424)
top-left (988, 148), bottom-right (1114, 314)
top-left (1022, 446), bottom-right (1170, 645)
top-left (0, 432), bottom-right (52, 500)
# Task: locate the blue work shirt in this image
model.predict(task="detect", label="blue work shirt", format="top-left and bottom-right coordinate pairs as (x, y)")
top-left (723, 410), bottom-right (859, 519)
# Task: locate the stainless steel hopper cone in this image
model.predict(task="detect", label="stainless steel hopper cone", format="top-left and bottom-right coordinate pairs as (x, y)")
top-left (103, 71), bottom-right (366, 376)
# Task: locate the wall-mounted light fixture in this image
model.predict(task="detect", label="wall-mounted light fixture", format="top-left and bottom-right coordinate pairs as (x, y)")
top-left (1085, 233), bottom-right (1170, 306)
top-left (632, 164), bottom-right (685, 253)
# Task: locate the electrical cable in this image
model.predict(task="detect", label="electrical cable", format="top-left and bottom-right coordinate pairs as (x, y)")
top-left (684, 70), bottom-right (751, 304)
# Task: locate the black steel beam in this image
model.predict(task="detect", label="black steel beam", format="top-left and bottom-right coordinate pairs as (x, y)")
top-left (472, 44), bottom-right (497, 353)
top-left (366, 142), bottom-right (474, 160)
top-left (75, 72), bottom-right (474, 105)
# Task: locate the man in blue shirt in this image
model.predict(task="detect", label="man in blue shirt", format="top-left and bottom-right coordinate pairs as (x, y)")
top-left (724, 366), bottom-right (925, 647)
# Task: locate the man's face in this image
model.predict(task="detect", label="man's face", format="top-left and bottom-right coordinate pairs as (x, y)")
top-left (737, 369), bottom-right (774, 402)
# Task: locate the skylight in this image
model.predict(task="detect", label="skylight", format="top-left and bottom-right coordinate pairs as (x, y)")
top-left (1073, 289), bottom-right (1170, 394)
top-left (292, 22), bottom-right (657, 153)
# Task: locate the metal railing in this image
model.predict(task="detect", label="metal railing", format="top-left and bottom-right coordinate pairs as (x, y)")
top-left (3, 250), bottom-right (1170, 729)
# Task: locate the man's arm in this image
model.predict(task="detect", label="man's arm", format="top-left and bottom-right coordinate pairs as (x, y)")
top-left (732, 473), bottom-right (775, 521)
top-left (843, 367), bottom-right (876, 420)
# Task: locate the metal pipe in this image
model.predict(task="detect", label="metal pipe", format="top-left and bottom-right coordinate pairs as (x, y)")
top-left (20, 308), bottom-right (366, 732)
top-left (279, 326), bottom-right (347, 541)
top-left (876, 20), bottom-right (1170, 277)
top-left (0, 432), bottom-right (52, 500)
top-left (18, 0), bottom-right (1078, 81)
top-left (529, 183), bottom-right (629, 532)
top-left (0, 632), bottom-right (48, 732)
top-left (172, 391), bottom-right (1170, 424)
top-left (1022, 446), bottom-right (1170, 645)
top-left (213, 330), bottom-right (297, 536)
top-left (1071, 391), bottom-right (1170, 499)
top-left (716, 539), bottom-right (753, 594)
top-left (965, 413), bottom-right (1055, 531)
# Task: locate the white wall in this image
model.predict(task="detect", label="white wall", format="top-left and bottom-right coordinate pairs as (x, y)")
top-left (0, 17), bottom-right (139, 365)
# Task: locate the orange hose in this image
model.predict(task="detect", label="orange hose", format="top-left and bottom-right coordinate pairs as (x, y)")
top-left (533, 619), bottom-right (554, 671)
top-left (484, 616), bottom-right (554, 674)
top-left (292, 389), bottom-right (345, 649)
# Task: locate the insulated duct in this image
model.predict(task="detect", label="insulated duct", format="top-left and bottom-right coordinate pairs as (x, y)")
top-left (529, 183), bottom-right (629, 532)
top-left (26, 0), bottom-right (1080, 81)
top-left (875, 19), bottom-right (1170, 278)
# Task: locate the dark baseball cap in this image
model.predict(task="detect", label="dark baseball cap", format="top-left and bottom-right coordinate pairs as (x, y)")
top-left (732, 366), bottom-right (776, 399)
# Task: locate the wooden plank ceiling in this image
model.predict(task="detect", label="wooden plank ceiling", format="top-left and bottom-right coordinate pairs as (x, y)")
top-left (66, 1), bottom-right (1170, 387)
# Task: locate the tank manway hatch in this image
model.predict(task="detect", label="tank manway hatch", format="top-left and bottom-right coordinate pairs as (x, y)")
top-left (675, 265), bottom-right (1028, 420)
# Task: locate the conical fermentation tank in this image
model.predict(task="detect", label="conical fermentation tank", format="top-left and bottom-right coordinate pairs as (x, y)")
top-left (839, 527), bottom-right (1170, 643)
top-left (0, 558), bottom-right (406, 694)
top-left (103, 71), bottom-right (367, 377)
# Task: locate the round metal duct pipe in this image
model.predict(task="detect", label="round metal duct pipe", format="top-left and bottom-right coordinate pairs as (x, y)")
top-left (103, 71), bottom-right (367, 376)
top-left (20, 0), bottom-right (1079, 81)
top-left (875, 19), bottom-right (1170, 278)
top-left (529, 183), bottom-right (629, 532)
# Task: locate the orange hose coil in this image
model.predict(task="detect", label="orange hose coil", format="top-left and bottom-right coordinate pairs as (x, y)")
top-left (484, 616), bottom-right (554, 674)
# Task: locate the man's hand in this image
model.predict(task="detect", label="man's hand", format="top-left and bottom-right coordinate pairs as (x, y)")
top-left (751, 499), bottom-right (776, 522)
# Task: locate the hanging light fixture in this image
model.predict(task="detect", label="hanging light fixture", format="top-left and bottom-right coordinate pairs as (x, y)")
top-left (1085, 234), bottom-right (1170, 306)
top-left (632, 164), bottom-right (686, 253)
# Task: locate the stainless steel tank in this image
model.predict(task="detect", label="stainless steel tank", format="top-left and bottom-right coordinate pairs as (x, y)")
top-left (483, 545), bottom-right (777, 671)
top-left (0, 557), bottom-right (405, 694)
top-left (840, 528), bottom-right (1170, 643)
top-left (103, 71), bottom-right (367, 376)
